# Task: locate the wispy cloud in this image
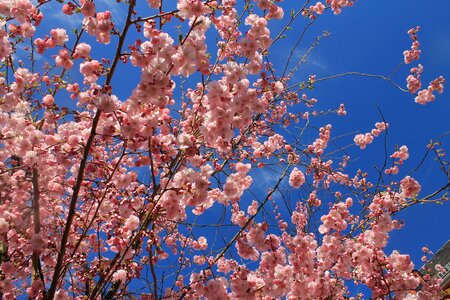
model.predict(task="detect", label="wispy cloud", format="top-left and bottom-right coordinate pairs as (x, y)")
top-left (250, 166), bottom-right (290, 195)
top-left (293, 48), bottom-right (328, 70)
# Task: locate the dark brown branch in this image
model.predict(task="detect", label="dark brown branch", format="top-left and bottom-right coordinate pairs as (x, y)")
top-left (46, 0), bottom-right (137, 296)
top-left (45, 109), bottom-right (102, 300)
top-left (31, 168), bottom-right (45, 291)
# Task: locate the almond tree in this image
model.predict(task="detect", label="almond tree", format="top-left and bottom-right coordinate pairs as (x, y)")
top-left (0, 0), bottom-right (448, 299)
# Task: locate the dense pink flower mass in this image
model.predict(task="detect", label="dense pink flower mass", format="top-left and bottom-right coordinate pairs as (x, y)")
top-left (289, 167), bottom-right (306, 188)
top-left (0, 1), bottom-right (448, 299)
top-left (400, 176), bottom-right (421, 198)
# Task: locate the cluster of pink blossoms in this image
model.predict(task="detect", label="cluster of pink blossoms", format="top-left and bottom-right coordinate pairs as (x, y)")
top-left (0, 0), bottom-right (37, 24)
top-left (306, 2), bottom-right (326, 18)
top-left (337, 103), bottom-right (347, 115)
top-left (0, 21), bottom-right (10, 59)
top-left (224, 163), bottom-right (253, 202)
top-left (403, 26), bottom-right (421, 64)
top-left (83, 11), bottom-right (114, 44)
top-left (406, 64), bottom-right (446, 105)
top-left (289, 167), bottom-right (306, 188)
top-left (414, 76), bottom-right (446, 105)
top-left (62, 0), bottom-right (95, 16)
top-left (403, 27), bottom-right (446, 104)
top-left (177, 0), bottom-right (210, 19)
top-left (400, 176), bottom-right (421, 198)
top-left (406, 64), bottom-right (423, 94)
top-left (326, 0), bottom-right (355, 14)
top-left (353, 133), bottom-right (373, 149)
top-left (308, 124), bottom-right (332, 156)
top-left (34, 28), bottom-right (68, 54)
top-left (0, 0), bottom-right (42, 59)
top-left (354, 122), bottom-right (388, 149)
top-left (60, 0), bottom-right (114, 44)
top-left (391, 145), bottom-right (410, 162)
top-left (385, 145), bottom-right (410, 174)
top-left (6, 20), bottom-right (35, 39)
top-left (305, 0), bottom-right (354, 17)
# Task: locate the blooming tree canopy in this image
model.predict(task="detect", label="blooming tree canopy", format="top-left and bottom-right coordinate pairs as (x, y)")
top-left (0, 0), bottom-right (449, 299)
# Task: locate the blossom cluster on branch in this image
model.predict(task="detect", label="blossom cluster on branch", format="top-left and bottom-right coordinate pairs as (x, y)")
top-left (0, 0), bottom-right (448, 299)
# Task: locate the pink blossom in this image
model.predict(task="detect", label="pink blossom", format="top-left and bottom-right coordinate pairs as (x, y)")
top-left (125, 215), bottom-right (140, 231)
top-left (400, 176), bottom-right (421, 198)
top-left (55, 290), bottom-right (69, 300)
top-left (389, 251), bottom-right (414, 273)
top-left (409, 69), bottom-right (445, 104)
top-left (177, 0), bottom-right (209, 19)
top-left (147, 0), bottom-right (161, 8)
top-left (404, 49), bottom-right (421, 64)
top-left (62, 3), bottom-right (76, 15)
top-left (20, 22), bottom-right (35, 38)
top-left (42, 95), bottom-right (54, 107)
top-left (0, 28), bottom-right (11, 58)
top-left (79, 60), bottom-right (102, 83)
top-left (112, 269), bottom-right (127, 282)
top-left (34, 37), bottom-right (47, 54)
top-left (55, 49), bottom-right (73, 69)
top-left (50, 28), bottom-right (69, 47)
top-left (1, 261), bottom-right (14, 276)
top-left (83, 12), bottom-right (114, 44)
top-left (319, 202), bottom-right (350, 234)
top-left (274, 81), bottom-right (284, 94)
top-left (406, 64), bottom-right (423, 94)
top-left (0, 217), bottom-right (9, 233)
top-left (11, 0), bottom-right (35, 24)
top-left (406, 74), bottom-right (421, 94)
top-left (30, 234), bottom-right (45, 252)
top-left (391, 145), bottom-right (409, 162)
top-left (196, 236), bottom-right (208, 250)
top-left (403, 27), bottom-right (421, 64)
top-left (204, 278), bottom-right (229, 300)
top-left (385, 165), bottom-right (399, 175)
top-left (337, 103), bottom-right (347, 115)
top-left (354, 132), bottom-right (373, 149)
top-left (371, 122), bottom-right (388, 137)
top-left (223, 164), bottom-right (252, 200)
top-left (309, 124), bottom-right (332, 155)
top-left (73, 43), bottom-right (91, 59)
top-left (415, 88), bottom-right (435, 104)
top-left (236, 238), bottom-right (259, 261)
top-left (0, 1), bottom-right (14, 18)
top-left (95, 93), bottom-right (119, 113)
top-left (308, 191), bottom-right (322, 207)
top-left (289, 167), bottom-right (306, 188)
top-left (312, 2), bottom-right (326, 14)
top-left (428, 76), bottom-right (445, 94)
top-left (326, 0), bottom-right (354, 15)
top-left (81, 0), bottom-right (96, 17)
